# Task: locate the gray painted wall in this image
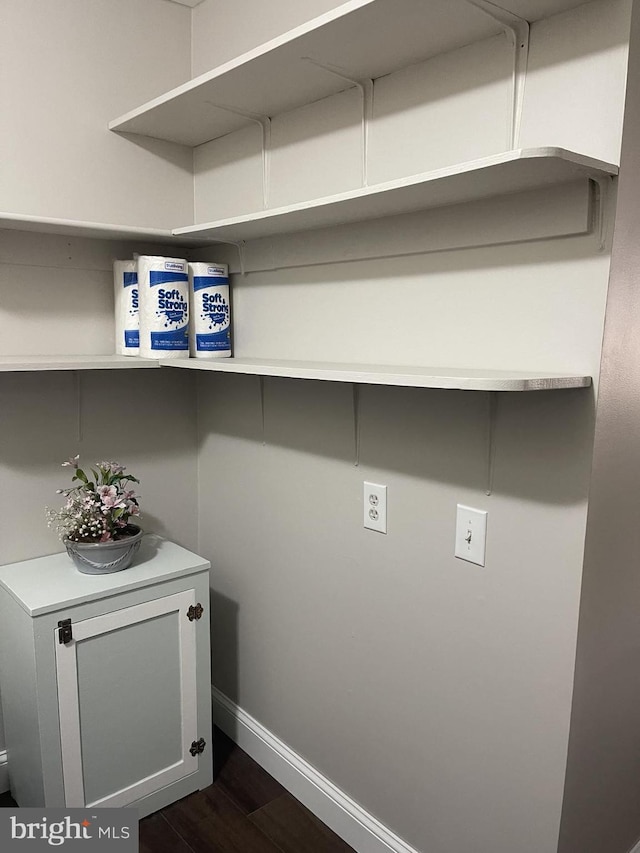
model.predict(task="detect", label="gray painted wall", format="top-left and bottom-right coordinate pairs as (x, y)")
top-left (189, 1), bottom-right (634, 851)
top-left (0, 1), bottom-right (637, 850)
top-left (1, 0), bottom-right (193, 228)
top-left (191, 1), bottom-right (632, 850)
top-left (197, 371), bottom-right (595, 853)
top-left (0, 230), bottom-right (201, 753)
top-left (0, 0), bottom-right (196, 774)
top-left (559, 2), bottom-right (640, 852)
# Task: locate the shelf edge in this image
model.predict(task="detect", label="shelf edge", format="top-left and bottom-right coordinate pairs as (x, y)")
top-left (159, 358), bottom-right (592, 392)
top-left (172, 147), bottom-right (618, 239)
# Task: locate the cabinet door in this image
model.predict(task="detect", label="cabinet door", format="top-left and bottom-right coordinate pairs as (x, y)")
top-left (54, 589), bottom-right (199, 808)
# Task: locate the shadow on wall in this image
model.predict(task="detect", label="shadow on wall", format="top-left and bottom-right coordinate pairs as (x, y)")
top-left (209, 589), bottom-right (239, 713)
top-left (196, 371), bottom-right (596, 507)
top-left (0, 369), bottom-right (199, 565)
top-left (229, 228), bottom-right (605, 286)
top-left (111, 132), bottom-right (194, 172)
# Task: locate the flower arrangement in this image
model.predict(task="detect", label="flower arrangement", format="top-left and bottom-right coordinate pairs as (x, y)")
top-left (47, 456), bottom-right (141, 543)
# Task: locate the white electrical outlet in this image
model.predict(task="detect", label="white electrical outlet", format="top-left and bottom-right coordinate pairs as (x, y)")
top-left (455, 504), bottom-right (487, 566)
top-left (364, 482), bottom-right (387, 534)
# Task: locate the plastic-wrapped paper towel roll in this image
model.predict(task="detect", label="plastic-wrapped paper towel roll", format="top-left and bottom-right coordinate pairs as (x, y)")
top-left (113, 260), bottom-right (139, 356)
top-left (188, 262), bottom-right (231, 359)
top-left (138, 256), bottom-right (189, 360)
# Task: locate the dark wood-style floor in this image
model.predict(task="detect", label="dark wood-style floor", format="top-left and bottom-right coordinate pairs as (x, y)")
top-left (0, 727), bottom-right (356, 853)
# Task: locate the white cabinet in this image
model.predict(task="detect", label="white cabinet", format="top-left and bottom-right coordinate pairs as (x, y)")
top-left (0, 537), bottom-right (212, 818)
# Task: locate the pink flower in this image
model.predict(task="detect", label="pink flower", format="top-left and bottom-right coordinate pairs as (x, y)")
top-left (97, 461), bottom-right (124, 475)
top-left (50, 455), bottom-right (141, 544)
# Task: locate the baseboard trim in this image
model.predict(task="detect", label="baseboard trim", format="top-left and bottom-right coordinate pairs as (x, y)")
top-left (0, 750), bottom-right (8, 794)
top-left (212, 687), bottom-right (419, 853)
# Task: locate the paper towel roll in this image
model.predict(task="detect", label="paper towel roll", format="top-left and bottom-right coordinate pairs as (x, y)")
top-left (113, 260), bottom-right (139, 356)
top-left (188, 262), bottom-right (231, 359)
top-left (138, 256), bottom-right (189, 360)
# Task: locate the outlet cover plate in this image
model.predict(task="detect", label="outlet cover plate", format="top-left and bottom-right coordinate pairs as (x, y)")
top-left (455, 504), bottom-right (487, 566)
top-left (364, 482), bottom-right (387, 534)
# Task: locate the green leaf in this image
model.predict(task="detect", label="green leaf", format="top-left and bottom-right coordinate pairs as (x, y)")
top-left (75, 468), bottom-right (89, 484)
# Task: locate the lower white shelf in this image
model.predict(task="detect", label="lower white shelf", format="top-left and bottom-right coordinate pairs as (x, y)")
top-left (0, 354), bottom-right (592, 390)
top-left (159, 357), bottom-right (592, 392)
top-left (0, 355), bottom-right (160, 372)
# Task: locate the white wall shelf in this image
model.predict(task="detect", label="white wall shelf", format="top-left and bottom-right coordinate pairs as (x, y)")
top-left (160, 357), bottom-right (592, 392)
top-left (0, 356), bottom-right (160, 372)
top-left (172, 148), bottom-right (617, 242)
top-left (1, 149), bottom-right (613, 248)
top-left (0, 355), bottom-right (592, 389)
top-left (109, 0), bottom-right (592, 148)
top-left (0, 213), bottom-right (200, 246)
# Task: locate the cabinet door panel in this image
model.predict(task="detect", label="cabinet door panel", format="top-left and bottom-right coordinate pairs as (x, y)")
top-left (55, 590), bottom-right (198, 808)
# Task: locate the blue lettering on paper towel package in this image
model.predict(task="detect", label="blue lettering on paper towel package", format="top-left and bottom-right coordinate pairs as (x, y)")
top-left (113, 260), bottom-right (139, 356)
top-left (138, 256), bottom-right (189, 359)
top-left (188, 262), bottom-right (231, 359)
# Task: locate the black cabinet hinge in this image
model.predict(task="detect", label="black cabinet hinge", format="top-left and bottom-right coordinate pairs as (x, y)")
top-left (58, 619), bottom-right (73, 644)
top-left (189, 738), bottom-right (206, 756)
top-left (187, 603), bottom-right (204, 622)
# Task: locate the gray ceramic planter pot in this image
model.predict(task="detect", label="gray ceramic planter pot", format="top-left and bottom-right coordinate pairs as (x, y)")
top-left (64, 524), bottom-right (143, 574)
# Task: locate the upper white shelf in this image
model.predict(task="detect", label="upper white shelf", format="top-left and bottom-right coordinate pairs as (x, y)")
top-left (172, 148), bottom-right (617, 243)
top-left (0, 355), bottom-right (160, 372)
top-left (109, 0), bottom-right (592, 147)
top-left (160, 357), bottom-right (591, 392)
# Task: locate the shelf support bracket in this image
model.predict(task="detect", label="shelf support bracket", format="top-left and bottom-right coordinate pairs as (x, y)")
top-left (593, 175), bottom-right (613, 253)
top-left (352, 383), bottom-right (361, 467)
top-left (485, 391), bottom-right (499, 496)
top-left (211, 240), bottom-right (246, 276)
top-left (259, 375), bottom-right (266, 446)
top-left (204, 102), bottom-right (271, 208)
top-left (73, 371), bottom-right (83, 444)
top-left (302, 58), bottom-right (373, 187)
top-left (235, 241), bottom-right (247, 277)
top-left (465, 1), bottom-right (530, 149)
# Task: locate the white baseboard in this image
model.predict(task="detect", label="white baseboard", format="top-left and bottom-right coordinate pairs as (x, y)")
top-left (0, 750), bottom-right (8, 794)
top-left (212, 687), bottom-right (420, 853)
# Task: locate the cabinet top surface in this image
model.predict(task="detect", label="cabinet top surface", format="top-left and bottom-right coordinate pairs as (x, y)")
top-left (0, 537), bottom-right (210, 617)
